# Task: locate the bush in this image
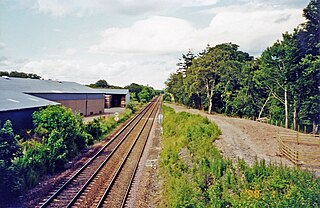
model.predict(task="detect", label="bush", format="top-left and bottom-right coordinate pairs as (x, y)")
top-left (13, 140), bottom-right (48, 190)
top-left (33, 105), bottom-right (88, 170)
top-left (163, 93), bottom-right (173, 102)
top-left (85, 118), bottom-right (104, 140)
top-left (0, 121), bottom-right (21, 196)
top-left (126, 102), bottom-right (137, 113)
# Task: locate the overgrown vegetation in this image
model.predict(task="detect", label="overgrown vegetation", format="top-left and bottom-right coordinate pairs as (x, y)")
top-left (160, 106), bottom-right (320, 207)
top-left (0, 105), bottom-right (135, 199)
top-left (165, 0), bottom-right (319, 133)
top-left (84, 108), bottom-right (134, 143)
top-left (125, 83), bottom-right (158, 103)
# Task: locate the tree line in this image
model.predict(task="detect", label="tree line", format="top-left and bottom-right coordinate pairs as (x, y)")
top-left (0, 71), bottom-right (41, 79)
top-left (165, 0), bottom-right (319, 133)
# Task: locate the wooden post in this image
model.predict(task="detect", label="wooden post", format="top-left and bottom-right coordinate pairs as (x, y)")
top-left (281, 120), bottom-right (283, 128)
top-left (304, 126), bottom-right (306, 134)
top-left (296, 130), bottom-right (299, 145)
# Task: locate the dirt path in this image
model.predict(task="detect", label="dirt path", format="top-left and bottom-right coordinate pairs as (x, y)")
top-left (165, 103), bottom-right (320, 175)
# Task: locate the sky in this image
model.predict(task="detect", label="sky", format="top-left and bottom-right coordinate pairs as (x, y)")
top-left (0, 0), bottom-right (309, 89)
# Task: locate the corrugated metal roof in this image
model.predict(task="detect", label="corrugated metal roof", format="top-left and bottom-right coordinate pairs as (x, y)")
top-left (94, 88), bottom-right (129, 95)
top-left (0, 91), bottom-right (59, 111)
top-left (0, 77), bottom-right (129, 111)
top-left (0, 77), bottom-right (99, 93)
top-left (0, 77), bottom-right (104, 111)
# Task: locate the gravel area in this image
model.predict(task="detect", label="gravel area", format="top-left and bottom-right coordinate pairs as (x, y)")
top-left (130, 105), bottom-right (162, 208)
top-left (165, 103), bottom-right (320, 175)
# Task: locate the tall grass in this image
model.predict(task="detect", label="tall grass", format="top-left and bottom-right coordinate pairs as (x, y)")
top-left (160, 105), bottom-right (320, 207)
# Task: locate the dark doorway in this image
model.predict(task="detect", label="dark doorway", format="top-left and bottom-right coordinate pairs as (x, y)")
top-left (111, 95), bottom-right (122, 107)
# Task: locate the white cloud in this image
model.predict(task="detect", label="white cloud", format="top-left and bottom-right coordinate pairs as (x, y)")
top-left (0, 42), bottom-right (6, 50)
top-left (90, 4), bottom-right (304, 56)
top-left (65, 48), bottom-right (77, 55)
top-left (18, 57), bottom-right (174, 89)
top-left (20, 59), bottom-right (81, 80)
top-left (90, 16), bottom-right (198, 54)
top-left (21, 0), bottom-right (219, 16)
top-left (203, 4), bottom-right (304, 54)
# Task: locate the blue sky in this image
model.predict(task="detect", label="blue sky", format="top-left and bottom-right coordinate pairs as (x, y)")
top-left (0, 0), bottom-right (309, 89)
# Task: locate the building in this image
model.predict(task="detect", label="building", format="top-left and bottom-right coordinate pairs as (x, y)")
top-left (95, 89), bottom-right (130, 108)
top-left (0, 90), bottom-right (59, 131)
top-left (0, 76), bottom-right (105, 131)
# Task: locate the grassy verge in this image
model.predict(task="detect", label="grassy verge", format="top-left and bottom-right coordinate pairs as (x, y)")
top-left (160, 105), bottom-right (320, 207)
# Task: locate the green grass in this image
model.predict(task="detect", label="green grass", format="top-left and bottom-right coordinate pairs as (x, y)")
top-left (160, 105), bottom-right (320, 207)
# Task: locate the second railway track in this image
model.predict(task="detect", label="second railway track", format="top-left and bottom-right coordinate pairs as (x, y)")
top-left (40, 97), bottom-right (161, 208)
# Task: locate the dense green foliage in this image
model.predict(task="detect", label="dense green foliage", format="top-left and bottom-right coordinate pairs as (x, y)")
top-left (33, 105), bottom-right (90, 162)
top-left (160, 106), bottom-right (320, 207)
top-left (84, 108), bottom-right (133, 143)
top-left (165, 1), bottom-right (319, 133)
top-left (125, 83), bottom-right (156, 102)
top-left (0, 71), bottom-right (41, 79)
top-left (87, 79), bottom-right (123, 89)
top-left (0, 121), bottom-right (21, 196)
top-left (0, 105), bottom-right (135, 199)
top-left (87, 80), bottom-right (158, 103)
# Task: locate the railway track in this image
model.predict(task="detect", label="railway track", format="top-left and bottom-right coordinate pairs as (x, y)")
top-left (39, 97), bottom-right (161, 208)
top-left (97, 97), bottom-right (160, 208)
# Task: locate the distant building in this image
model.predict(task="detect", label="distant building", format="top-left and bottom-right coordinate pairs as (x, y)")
top-left (95, 89), bottom-right (130, 108)
top-left (0, 77), bottom-right (105, 131)
top-left (0, 76), bottom-right (130, 132)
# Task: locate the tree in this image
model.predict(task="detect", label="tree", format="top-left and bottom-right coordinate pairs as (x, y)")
top-left (188, 43), bottom-right (252, 114)
top-left (88, 79), bottom-right (109, 88)
top-left (33, 105), bottom-right (89, 170)
top-left (0, 71), bottom-right (41, 79)
top-left (295, 0), bottom-right (320, 132)
top-left (257, 33), bottom-right (298, 128)
top-left (177, 49), bottom-right (195, 76)
top-left (296, 0), bottom-right (320, 57)
top-left (125, 83), bottom-right (144, 101)
top-left (0, 121), bottom-right (19, 166)
top-left (0, 121), bottom-right (21, 195)
top-left (138, 86), bottom-right (155, 102)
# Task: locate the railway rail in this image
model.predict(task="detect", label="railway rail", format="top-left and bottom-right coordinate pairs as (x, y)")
top-left (39, 97), bottom-right (161, 207)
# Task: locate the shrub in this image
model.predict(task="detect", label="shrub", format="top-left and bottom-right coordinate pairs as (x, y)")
top-left (13, 139), bottom-right (48, 189)
top-left (33, 106), bottom-right (87, 158)
top-left (0, 121), bottom-right (21, 196)
top-left (126, 102), bottom-right (137, 113)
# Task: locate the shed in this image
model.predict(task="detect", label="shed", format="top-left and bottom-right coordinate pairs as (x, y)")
top-left (95, 89), bottom-right (130, 108)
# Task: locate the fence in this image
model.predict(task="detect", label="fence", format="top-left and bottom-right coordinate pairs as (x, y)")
top-left (277, 132), bottom-right (320, 167)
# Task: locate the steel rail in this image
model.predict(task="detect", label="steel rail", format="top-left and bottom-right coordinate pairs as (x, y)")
top-left (96, 97), bottom-right (160, 207)
top-left (120, 99), bottom-right (161, 208)
top-left (40, 100), bottom-right (154, 207)
top-left (67, 97), bottom-right (159, 207)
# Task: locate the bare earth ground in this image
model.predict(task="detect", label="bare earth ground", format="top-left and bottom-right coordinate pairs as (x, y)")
top-left (165, 103), bottom-right (320, 176)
